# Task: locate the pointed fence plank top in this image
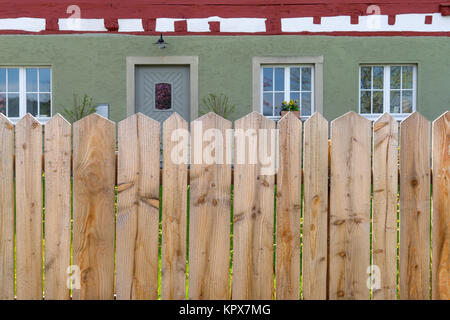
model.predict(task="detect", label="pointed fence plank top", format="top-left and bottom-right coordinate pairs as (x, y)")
top-left (432, 111), bottom-right (450, 300)
top-left (72, 114), bottom-right (116, 300)
top-left (0, 114), bottom-right (14, 300)
top-left (44, 114), bottom-right (72, 300)
top-left (329, 112), bottom-right (372, 300)
top-left (372, 113), bottom-right (398, 300)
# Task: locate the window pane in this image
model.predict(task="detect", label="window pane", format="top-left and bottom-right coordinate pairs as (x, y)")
top-left (0, 69), bottom-right (6, 92)
top-left (373, 67), bottom-right (384, 89)
top-left (27, 93), bottom-right (38, 116)
top-left (360, 67), bottom-right (371, 89)
top-left (390, 66), bottom-right (401, 89)
top-left (290, 68), bottom-right (300, 91)
top-left (0, 94), bottom-right (5, 115)
top-left (7, 68), bottom-right (19, 92)
top-left (373, 91), bottom-right (383, 113)
top-left (402, 66), bottom-right (413, 89)
top-left (26, 68), bottom-right (38, 92)
top-left (302, 68), bottom-right (312, 91)
top-left (39, 68), bottom-right (51, 92)
top-left (263, 68), bottom-right (273, 91)
top-left (39, 93), bottom-right (51, 117)
top-left (360, 91), bottom-right (371, 113)
top-left (8, 93), bottom-right (19, 117)
top-left (290, 92), bottom-right (300, 107)
top-left (301, 92), bottom-right (311, 116)
top-left (274, 93), bottom-right (284, 116)
top-left (155, 83), bottom-right (172, 110)
top-left (263, 93), bottom-right (273, 116)
top-left (390, 91), bottom-right (401, 113)
top-left (402, 91), bottom-right (413, 113)
top-left (274, 68), bottom-right (284, 91)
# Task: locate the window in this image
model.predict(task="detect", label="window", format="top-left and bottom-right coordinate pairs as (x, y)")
top-left (359, 65), bottom-right (416, 120)
top-left (0, 67), bottom-right (52, 121)
top-left (261, 65), bottom-right (314, 119)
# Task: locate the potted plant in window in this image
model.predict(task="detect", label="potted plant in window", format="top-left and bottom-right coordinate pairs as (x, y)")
top-left (277, 100), bottom-right (300, 118)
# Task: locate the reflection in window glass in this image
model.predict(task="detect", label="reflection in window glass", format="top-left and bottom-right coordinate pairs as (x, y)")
top-left (8, 69), bottom-right (19, 92)
top-left (26, 68), bottom-right (38, 92)
top-left (263, 68), bottom-right (273, 91)
top-left (27, 93), bottom-right (38, 115)
top-left (290, 68), bottom-right (300, 91)
top-left (274, 68), bottom-right (284, 91)
top-left (0, 69), bottom-right (6, 92)
top-left (40, 93), bottom-right (51, 117)
top-left (155, 83), bottom-right (172, 110)
top-left (39, 68), bottom-right (51, 92)
top-left (0, 93), bottom-right (5, 115)
top-left (8, 94), bottom-right (19, 117)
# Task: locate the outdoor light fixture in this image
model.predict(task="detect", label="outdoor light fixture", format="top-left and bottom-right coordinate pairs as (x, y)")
top-left (154, 33), bottom-right (167, 49)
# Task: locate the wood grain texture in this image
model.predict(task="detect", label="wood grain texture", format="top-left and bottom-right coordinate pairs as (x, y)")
top-left (432, 111), bottom-right (450, 300)
top-left (372, 113), bottom-right (398, 300)
top-left (44, 114), bottom-right (72, 300)
top-left (116, 113), bottom-right (160, 300)
top-left (189, 112), bottom-right (232, 300)
top-left (275, 112), bottom-right (301, 300)
top-left (0, 114), bottom-right (14, 300)
top-left (161, 113), bottom-right (188, 300)
top-left (72, 114), bottom-right (116, 300)
top-left (232, 112), bottom-right (275, 300)
top-left (329, 112), bottom-right (371, 300)
top-left (302, 112), bottom-right (329, 300)
top-left (15, 114), bottom-right (43, 300)
top-left (399, 112), bottom-right (431, 300)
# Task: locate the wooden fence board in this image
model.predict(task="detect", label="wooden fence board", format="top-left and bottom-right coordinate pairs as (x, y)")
top-left (372, 113), bottom-right (398, 300)
top-left (116, 113), bottom-right (160, 300)
top-left (329, 112), bottom-right (371, 300)
top-left (302, 112), bottom-right (329, 300)
top-left (0, 114), bottom-right (14, 300)
top-left (432, 111), bottom-right (450, 300)
top-left (399, 112), bottom-right (431, 300)
top-left (44, 114), bottom-right (72, 300)
top-left (72, 114), bottom-right (116, 300)
top-left (232, 112), bottom-right (275, 300)
top-left (275, 112), bottom-right (301, 300)
top-left (161, 113), bottom-right (188, 300)
top-left (189, 112), bottom-right (232, 300)
top-left (16, 114), bottom-right (43, 300)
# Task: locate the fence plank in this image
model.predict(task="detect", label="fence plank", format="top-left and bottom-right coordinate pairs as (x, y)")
top-left (189, 112), bottom-right (232, 300)
top-left (0, 114), bottom-right (14, 300)
top-left (233, 112), bottom-right (275, 300)
top-left (432, 111), bottom-right (450, 300)
top-left (329, 112), bottom-right (371, 300)
top-left (372, 113), bottom-right (398, 300)
top-left (72, 114), bottom-right (116, 300)
top-left (161, 113), bottom-right (188, 300)
top-left (16, 114), bottom-right (43, 300)
top-left (276, 112), bottom-right (301, 300)
top-left (399, 112), bottom-right (431, 300)
top-left (302, 112), bottom-right (329, 300)
top-left (116, 113), bottom-right (160, 300)
top-left (44, 114), bottom-right (72, 300)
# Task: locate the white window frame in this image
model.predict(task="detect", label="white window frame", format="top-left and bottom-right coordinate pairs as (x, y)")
top-left (0, 66), bottom-right (52, 123)
top-left (260, 65), bottom-right (315, 121)
top-left (359, 64), bottom-right (417, 121)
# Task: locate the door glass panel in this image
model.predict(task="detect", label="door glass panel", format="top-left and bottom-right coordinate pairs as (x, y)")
top-left (155, 83), bottom-right (172, 110)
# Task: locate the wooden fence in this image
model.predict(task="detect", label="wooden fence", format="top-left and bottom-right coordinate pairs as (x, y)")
top-left (0, 110), bottom-right (448, 300)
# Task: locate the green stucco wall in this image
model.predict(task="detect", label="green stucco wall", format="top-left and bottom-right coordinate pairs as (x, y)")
top-left (0, 35), bottom-right (448, 122)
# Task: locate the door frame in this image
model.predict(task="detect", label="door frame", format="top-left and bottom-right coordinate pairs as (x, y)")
top-left (126, 56), bottom-right (199, 120)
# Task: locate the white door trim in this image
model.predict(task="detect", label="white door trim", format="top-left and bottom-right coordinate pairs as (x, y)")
top-left (126, 56), bottom-right (199, 120)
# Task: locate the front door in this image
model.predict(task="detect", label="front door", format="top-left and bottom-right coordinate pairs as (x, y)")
top-left (135, 66), bottom-right (190, 122)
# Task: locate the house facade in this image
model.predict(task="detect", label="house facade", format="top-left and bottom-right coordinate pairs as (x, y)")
top-left (0, 0), bottom-right (449, 123)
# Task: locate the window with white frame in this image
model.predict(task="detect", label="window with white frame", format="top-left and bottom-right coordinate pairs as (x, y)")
top-left (359, 65), bottom-right (416, 120)
top-left (261, 65), bottom-right (314, 119)
top-left (0, 67), bottom-right (52, 121)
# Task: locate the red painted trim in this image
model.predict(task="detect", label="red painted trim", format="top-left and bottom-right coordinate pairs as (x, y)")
top-left (441, 3), bottom-right (450, 16)
top-left (174, 20), bottom-right (187, 32)
top-left (313, 16), bottom-right (322, 24)
top-left (208, 21), bottom-right (220, 33)
top-left (425, 15), bottom-right (433, 24)
top-left (388, 15), bottom-right (396, 25)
